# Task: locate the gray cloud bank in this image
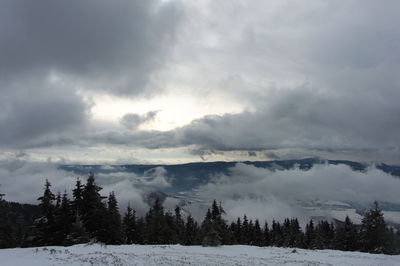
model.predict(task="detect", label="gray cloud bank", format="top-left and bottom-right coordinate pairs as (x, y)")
top-left (0, 0), bottom-right (181, 149)
top-left (0, 0), bottom-right (400, 163)
top-left (189, 163), bottom-right (400, 224)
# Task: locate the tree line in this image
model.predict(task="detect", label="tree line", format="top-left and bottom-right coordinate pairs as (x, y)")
top-left (1, 174), bottom-right (400, 254)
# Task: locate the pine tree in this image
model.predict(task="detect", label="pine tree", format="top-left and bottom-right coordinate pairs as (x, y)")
top-left (253, 219), bottom-right (263, 246)
top-left (104, 192), bottom-right (123, 244)
top-left (145, 197), bottom-right (165, 244)
top-left (81, 173), bottom-right (106, 241)
top-left (174, 206), bottom-right (185, 244)
top-left (360, 201), bottom-right (389, 253)
top-left (315, 220), bottom-right (334, 249)
top-left (305, 219), bottom-right (316, 249)
top-left (35, 179), bottom-right (56, 245)
top-left (65, 213), bottom-right (89, 245)
top-left (200, 208), bottom-right (222, 246)
top-left (123, 204), bottom-right (138, 244)
top-left (241, 215), bottom-right (249, 245)
top-left (53, 191), bottom-right (74, 245)
top-left (71, 177), bottom-right (84, 216)
top-left (233, 217), bottom-right (242, 244)
top-left (0, 191), bottom-right (15, 248)
top-left (334, 216), bottom-right (359, 251)
top-left (263, 222), bottom-right (270, 246)
top-left (184, 215), bottom-right (198, 245)
top-left (271, 220), bottom-right (283, 247)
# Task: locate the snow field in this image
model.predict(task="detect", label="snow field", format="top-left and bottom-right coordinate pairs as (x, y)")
top-left (0, 244), bottom-right (399, 266)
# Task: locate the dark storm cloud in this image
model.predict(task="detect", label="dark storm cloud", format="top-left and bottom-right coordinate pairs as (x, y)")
top-left (176, 84), bottom-right (400, 161)
top-left (0, 0), bottom-right (182, 94)
top-left (0, 77), bottom-right (88, 148)
top-left (0, 0), bottom-right (182, 148)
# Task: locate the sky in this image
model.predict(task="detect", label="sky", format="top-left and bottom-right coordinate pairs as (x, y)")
top-left (1, 0), bottom-right (400, 165)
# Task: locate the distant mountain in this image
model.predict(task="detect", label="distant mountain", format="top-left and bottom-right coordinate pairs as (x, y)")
top-left (60, 158), bottom-right (400, 225)
top-left (60, 158), bottom-right (400, 194)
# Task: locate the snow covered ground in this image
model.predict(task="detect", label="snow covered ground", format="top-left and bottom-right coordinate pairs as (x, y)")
top-left (0, 244), bottom-right (399, 266)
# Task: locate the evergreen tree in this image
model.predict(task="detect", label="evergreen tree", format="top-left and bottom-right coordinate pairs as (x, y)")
top-left (65, 213), bottom-right (89, 245)
top-left (271, 220), bottom-right (283, 247)
top-left (253, 219), bottom-right (263, 246)
top-left (53, 191), bottom-right (74, 245)
top-left (286, 218), bottom-right (303, 248)
top-left (305, 219), bottom-right (316, 249)
top-left (71, 177), bottom-right (84, 216)
top-left (81, 173), bottom-right (106, 241)
top-left (263, 222), bottom-right (270, 246)
top-left (184, 215), bottom-right (198, 245)
top-left (233, 217), bottom-right (242, 244)
top-left (334, 216), bottom-right (359, 251)
top-left (35, 179), bottom-right (56, 245)
top-left (360, 201), bottom-right (389, 253)
top-left (123, 204), bottom-right (138, 244)
top-left (0, 191), bottom-right (15, 248)
top-left (241, 215), bottom-right (250, 245)
top-left (315, 220), bottom-right (335, 249)
top-left (174, 206), bottom-right (185, 244)
top-left (200, 208), bottom-right (221, 246)
top-left (145, 197), bottom-right (166, 244)
top-left (104, 192), bottom-right (123, 244)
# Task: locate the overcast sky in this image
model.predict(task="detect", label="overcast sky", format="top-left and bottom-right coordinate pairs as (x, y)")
top-left (1, 0), bottom-right (400, 164)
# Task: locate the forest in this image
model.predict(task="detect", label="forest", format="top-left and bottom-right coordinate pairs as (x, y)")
top-left (1, 173), bottom-right (399, 254)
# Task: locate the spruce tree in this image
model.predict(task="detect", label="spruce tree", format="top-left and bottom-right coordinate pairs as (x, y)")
top-left (174, 206), bottom-right (185, 244)
top-left (53, 191), bottom-right (74, 245)
top-left (145, 197), bottom-right (165, 244)
top-left (360, 201), bottom-right (389, 253)
top-left (234, 217), bottom-right (242, 244)
top-left (35, 179), bottom-right (56, 245)
top-left (123, 204), bottom-right (138, 244)
top-left (184, 215), bottom-right (198, 245)
top-left (334, 216), bottom-right (359, 251)
top-left (253, 219), bottom-right (263, 246)
top-left (71, 177), bottom-right (84, 216)
top-left (65, 213), bottom-right (89, 245)
top-left (263, 222), bottom-right (270, 246)
top-left (305, 219), bottom-right (316, 249)
top-left (104, 192), bottom-right (123, 244)
top-left (81, 173), bottom-right (106, 241)
top-left (315, 220), bottom-right (334, 249)
top-left (0, 192), bottom-right (15, 248)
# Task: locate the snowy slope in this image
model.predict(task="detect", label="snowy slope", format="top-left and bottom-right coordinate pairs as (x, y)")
top-left (1, 244), bottom-right (399, 266)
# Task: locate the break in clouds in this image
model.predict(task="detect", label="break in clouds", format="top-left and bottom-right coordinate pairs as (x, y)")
top-left (1, 156), bottom-right (400, 224)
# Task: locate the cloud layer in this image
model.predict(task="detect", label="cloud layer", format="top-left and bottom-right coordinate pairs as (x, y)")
top-left (189, 163), bottom-right (400, 224)
top-left (1, 0), bottom-right (400, 163)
